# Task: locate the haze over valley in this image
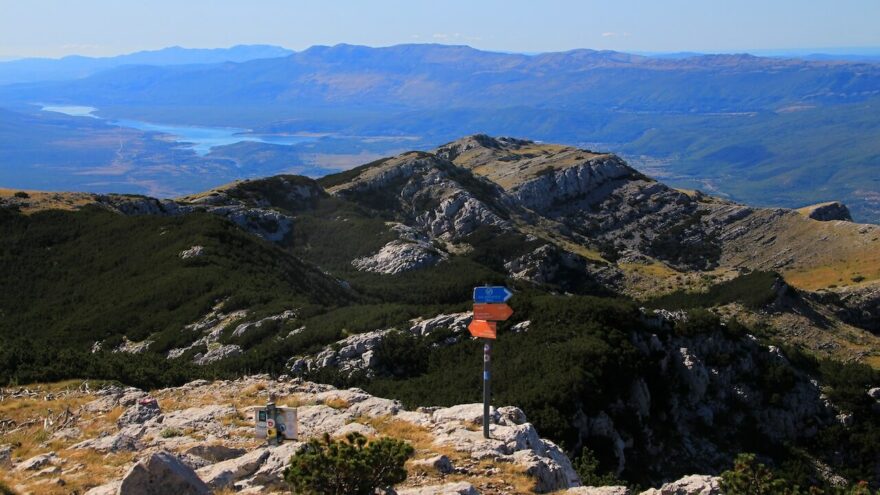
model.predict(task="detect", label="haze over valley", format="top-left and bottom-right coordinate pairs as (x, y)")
top-left (2, 43), bottom-right (880, 221)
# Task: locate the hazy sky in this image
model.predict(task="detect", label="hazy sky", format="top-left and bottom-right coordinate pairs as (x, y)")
top-left (2, 0), bottom-right (879, 59)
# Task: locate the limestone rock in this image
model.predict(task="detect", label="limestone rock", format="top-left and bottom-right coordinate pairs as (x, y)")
top-left (117, 398), bottom-right (161, 428)
top-left (335, 422), bottom-right (379, 438)
top-left (196, 448), bottom-right (270, 489)
top-left (179, 245), bottom-right (204, 259)
top-left (411, 454), bottom-right (454, 474)
top-left (565, 487), bottom-right (632, 495)
top-left (239, 441), bottom-right (304, 489)
top-left (432, 403), bottom-right (499, 426)
top-left (15, 451), bottom-right (59, 471)
top-left (800, 202), bottom-right (852, 222)
top-left (295, 404), bottom-right (354, 437)
top-left (410, 312), bottom-right (471, 337)
top-left (149, 404), bottom-right (236, 434)
top-left (497, 406), bottom-right (528, 425)
top-left (72, 428), bottom-right (144, 453)
top-left (51, 426), bottom-right (83, 441)
top-left (118, 451), bottom-right (210, 495)
top-left (510, 320), bottom-right (531, 333)
top-left (184, 444), bottom-right (247, 463)
top-left (194, 344), bottom-right (242, 365)
top-left (640, 475), bottom-right (721, 495)
top-left (514, 449), bottom-right (577, 493)
top-left (352, 239), bottom-right (447, 274)
top-left (84, 387), bottom-right (147, 413)
top-left (231, 310), bottom-right (297, 338)
top-left (396, 482), bottom-right (480, 495)
top-left (84, 481), bottom-right (121, 495)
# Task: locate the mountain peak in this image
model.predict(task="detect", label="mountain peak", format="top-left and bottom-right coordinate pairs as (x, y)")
top-left (435, 134), bottom-right (616, 190)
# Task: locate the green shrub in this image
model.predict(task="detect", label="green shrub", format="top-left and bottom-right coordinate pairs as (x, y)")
top-left (13, 191), bottom-right (29, 199)
top-left (720, 453), bottom-right (796, 494)
top-left (284, 432), bottom-right (413, 495)
top-left (574, 447), bottom-right (621, 487)
top-left (160, 427), bottom-right (183, 438)
top-left (647, 271), bottom-right (781, 310)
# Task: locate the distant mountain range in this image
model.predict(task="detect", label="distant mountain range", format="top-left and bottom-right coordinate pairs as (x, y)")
top-left (0, 44), bottom-right (293, 85)
top-left (0, 43), bottom-right (878, 221)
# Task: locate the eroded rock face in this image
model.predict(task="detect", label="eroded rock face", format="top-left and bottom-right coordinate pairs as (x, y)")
top-left (15, 452), bottom-right (60, 471)
top-left (179, 245), bottom-right (204, 259)
top-left (353, 239), bottom-right (447, 274)
top-left (565, 487), bottom-right (632, 495)
top-left (802, 202), bottom-right (853, 222)
top-left (97, 195), bottom-right (295, 243)
top-left (167, 308), bottom-right (296, 365)
top-left (353, 223), bottom-right (449, 274)
top-left (826, 283), bottom-right (880, 333)
top-left (396, 482), bottom-right (480, 495)
top-left (508, 157), bottom-right (635, 213)
top-left (0, 444), bottom-right (12, 466)
top-left (289, 312), bottom-right (472, 376)
top-left (639, 475), bottom-right (721, 495)
top-left (194, 344), bottom-right (242, 365)
top-left (118, 451), bottom-right (210, 495)
top-left (117, 398), bottom-right (161, 428)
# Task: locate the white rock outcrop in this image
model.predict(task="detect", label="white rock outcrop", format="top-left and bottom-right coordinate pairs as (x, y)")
top-left (118, 450), bottom-right (211, 495)
top-left (397, 482), bottom-right (480, 495)
top-left (639, 475), bottom-right (721, 495)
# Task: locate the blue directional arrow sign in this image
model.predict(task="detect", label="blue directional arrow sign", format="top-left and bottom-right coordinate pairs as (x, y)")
top-left (473, 286), bottom-right (513, 304)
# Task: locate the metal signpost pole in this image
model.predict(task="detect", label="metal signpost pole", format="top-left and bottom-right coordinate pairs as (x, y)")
top-left (483, 340), bottom-right (491, 439)
top-left (471, 285), bottom-right (512, 440)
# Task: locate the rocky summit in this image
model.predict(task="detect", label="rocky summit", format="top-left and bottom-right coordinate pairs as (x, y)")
top-left (0, 376), bottom-right (721, 494)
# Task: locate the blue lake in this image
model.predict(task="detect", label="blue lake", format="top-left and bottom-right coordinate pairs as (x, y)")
top-left (41, 105), bottom-right (319, 155)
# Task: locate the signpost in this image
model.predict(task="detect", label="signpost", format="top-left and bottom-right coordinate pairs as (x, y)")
top-left (467, 319), bottom-right (497, 339)
top-left (473, 286), bottom-right (513, 304)
top-left (469, 286), bottom-right (513, 439)
top-left (473, 303), bottom-right (513, 322)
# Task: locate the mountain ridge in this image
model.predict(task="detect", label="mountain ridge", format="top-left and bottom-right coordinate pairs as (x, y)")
top-left (2, 43), bottom-right (879, 222)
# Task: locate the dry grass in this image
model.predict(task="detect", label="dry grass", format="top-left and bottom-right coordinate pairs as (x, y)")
top-left (720, 210), bottom-right (880, 291)
top-left (864, 355), bottom-right (880, 370)
top-left (368, 416), bottom-right (537, 494)
top-left (366, 417), bottom-right (439, 455)
top-left (784, 254), bottom-right (880, 290)
top-left (322, 398), bottom-right (350, 410)
top-left (0, 188), bottom-right (98, 214)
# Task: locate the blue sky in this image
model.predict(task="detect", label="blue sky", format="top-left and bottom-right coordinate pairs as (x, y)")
top-left (2, 0), bottom-right (879, 59)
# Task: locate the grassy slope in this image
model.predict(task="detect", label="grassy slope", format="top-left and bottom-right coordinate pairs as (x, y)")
top-left (0, 205), bottom-right (349, 351)
top-left (617, 98), bottom-right (880, 222)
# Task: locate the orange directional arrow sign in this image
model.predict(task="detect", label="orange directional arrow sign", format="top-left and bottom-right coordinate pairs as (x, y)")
top-left (473, 303), bottom-right (514, 322)
top-left (468, 319), bottom-right (497, 339)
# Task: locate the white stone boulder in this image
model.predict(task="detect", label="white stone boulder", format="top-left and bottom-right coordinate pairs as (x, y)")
top-left (184, 444), bottom-right (247, 463)
top-left (639, 475), bottom-right (722, 495)
top-left (15, 451), bottom-right (60, 471)
top-left (566, 487), bottom-right (632, 495)
top-left (117, 398), bottom-right (161, 428)
top-left (118, 451), bottom-right (210, 495)
top-left (397, 482), bottom-right (480, 495)
top-left (410, 454), bottom-right (454, 474)
top-left (196, 448), bottom-right (270, 489)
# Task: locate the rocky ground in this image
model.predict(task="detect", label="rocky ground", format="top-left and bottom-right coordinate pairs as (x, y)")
top-left (0, 376), bottom-right (723, 495)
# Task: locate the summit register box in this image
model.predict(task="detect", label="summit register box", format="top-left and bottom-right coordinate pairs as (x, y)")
top-left (252, 405), bottom-right (298, 442)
